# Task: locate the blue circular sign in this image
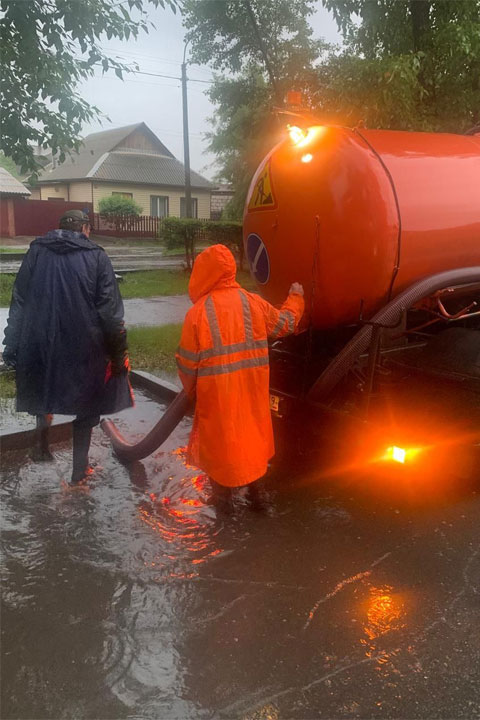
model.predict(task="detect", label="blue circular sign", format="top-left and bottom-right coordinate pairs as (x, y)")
top-left (247, 233), bottom-right (270, 285)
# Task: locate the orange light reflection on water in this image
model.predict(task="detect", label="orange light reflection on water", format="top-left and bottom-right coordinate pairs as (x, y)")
top-left (360, 585), bottom-right (407, 670)
top-left (137, 448), bottom-right (222, 576)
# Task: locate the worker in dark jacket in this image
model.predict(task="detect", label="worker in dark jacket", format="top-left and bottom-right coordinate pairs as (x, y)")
top-left (3, 210), bottom-right (133, 483)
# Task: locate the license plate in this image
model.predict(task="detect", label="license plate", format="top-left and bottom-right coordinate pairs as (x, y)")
top-left (269, 394), bottom-right (280, 412)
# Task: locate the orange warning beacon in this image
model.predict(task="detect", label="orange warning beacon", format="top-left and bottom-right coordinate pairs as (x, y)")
top-left (243, 126), bottom-right (480, 329)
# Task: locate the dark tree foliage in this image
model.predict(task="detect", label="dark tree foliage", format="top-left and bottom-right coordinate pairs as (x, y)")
top-left (321, 0), bottom-right (480, 131)
top-left (182, 0), bottom-right (325, 217)
top-left (0, 0), bottom-right (177, 175)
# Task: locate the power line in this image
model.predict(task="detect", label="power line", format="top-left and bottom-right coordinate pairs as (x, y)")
top-left (99, 44), bottom-right (215, 81)
top-left (131, 67), bottom-right (213, 84)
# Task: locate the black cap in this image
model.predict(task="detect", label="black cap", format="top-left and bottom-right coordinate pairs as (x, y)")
top-left (59, 209), bottom-right (90, 226)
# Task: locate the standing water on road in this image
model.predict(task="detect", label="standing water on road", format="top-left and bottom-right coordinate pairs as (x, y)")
top-left (1, 390), bottom-right (479, 719)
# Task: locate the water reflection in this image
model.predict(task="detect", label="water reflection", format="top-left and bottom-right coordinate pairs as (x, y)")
top-left (360, 585), bottom-right (407, 670)
top-left (2, 387), bottom-right (478, 719)
top-left (135, 446), bottom-right (224, 580)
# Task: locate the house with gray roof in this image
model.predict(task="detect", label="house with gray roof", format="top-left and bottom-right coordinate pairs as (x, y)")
top-left (0, 167), bottom-right (31, 237)
top-left (33, 123), bottom-right (212, 218)
top-left (0, 167), bottom-right (31, 198)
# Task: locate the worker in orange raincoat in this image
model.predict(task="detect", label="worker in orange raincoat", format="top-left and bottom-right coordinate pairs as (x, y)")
top-left (175, 244), bottom-right (304, 504)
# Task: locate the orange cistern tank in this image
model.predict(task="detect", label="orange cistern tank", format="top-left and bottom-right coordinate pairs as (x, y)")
top-left (243, 126), bottom-right (480, 329)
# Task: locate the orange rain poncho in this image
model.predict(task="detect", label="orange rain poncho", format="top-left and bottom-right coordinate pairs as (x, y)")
top-left (176, 244), bottom-right (304, 487)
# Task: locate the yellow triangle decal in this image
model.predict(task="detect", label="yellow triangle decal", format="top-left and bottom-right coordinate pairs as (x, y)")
top-left (248, 162), bottom-right (276, 211)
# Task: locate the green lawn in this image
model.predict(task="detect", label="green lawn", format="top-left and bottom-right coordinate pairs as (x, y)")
top-left (119, 268), bottom-right (256, 299)
top-left (0, 371), bottom-right (16, 399)
top-left (0, 274), bottom-right (15, 307)
top-left (119, 269), bottom-right (190, 298)
top-left (128, 323), bottom-right (182, 374)
top-left (0, 247), bottom-right (26, 253)
top-left (0, 269), bottom-right (257, 307)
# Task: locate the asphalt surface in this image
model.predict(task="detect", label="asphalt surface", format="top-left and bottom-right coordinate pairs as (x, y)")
top-left (1, 389), bottom-right (479, 719)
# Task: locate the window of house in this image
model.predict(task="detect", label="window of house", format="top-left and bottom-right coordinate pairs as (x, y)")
top-left (180, 197), bottom-right (198, 218)
top-left (112, 192), bottom-right (133, 198)
top-left (150, 195), bottom-right (169, 218)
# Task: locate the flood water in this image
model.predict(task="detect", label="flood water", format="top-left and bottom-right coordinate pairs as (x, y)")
top-left (1, 390), bottom-right (479, 719)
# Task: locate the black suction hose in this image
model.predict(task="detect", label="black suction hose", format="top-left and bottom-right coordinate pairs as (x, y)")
top-left (101, 389), bottom-right (192, 463)
top-left (308, 267), bottom-right (480, 402)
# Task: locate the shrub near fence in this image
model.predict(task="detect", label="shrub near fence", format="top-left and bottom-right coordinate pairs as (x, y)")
top-left (159, 217), bottom-right (244, 269)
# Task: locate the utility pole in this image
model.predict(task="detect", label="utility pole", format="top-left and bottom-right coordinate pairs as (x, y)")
top-left (181, 39), bottom-right (192, 220)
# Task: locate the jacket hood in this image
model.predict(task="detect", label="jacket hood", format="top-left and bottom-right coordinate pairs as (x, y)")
top-left (189, 244), bottom-right (240, 303)
top-left (32, 229), bottom-right (97, 255)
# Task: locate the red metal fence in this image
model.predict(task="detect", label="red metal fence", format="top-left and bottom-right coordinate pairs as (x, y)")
top-left (0, 199), bottom-right (163, 239)
top-left (1, 198), bottom-right (94, 238)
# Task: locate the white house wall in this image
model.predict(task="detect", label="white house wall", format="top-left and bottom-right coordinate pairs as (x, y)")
top-left (39, 184), bottom-right (69, 201)
top-left (91, 182), bottom-right (211, 218)
top-left (69, 182), bottom-right (92, 203)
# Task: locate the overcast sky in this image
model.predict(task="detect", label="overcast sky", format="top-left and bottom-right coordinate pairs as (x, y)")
top-left (79, 4), bottom-right (342, 181)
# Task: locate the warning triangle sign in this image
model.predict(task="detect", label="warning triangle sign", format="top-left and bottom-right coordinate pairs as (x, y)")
top-left (248, 162), bottom-right (276, 211)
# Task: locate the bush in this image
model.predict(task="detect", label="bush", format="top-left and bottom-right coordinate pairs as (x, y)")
top-left (158, 217), bottom-right (244, 269)
top-left (160, 217), bottom-right (204, 249)
top-left (98, 195), bottom-right (142, 217)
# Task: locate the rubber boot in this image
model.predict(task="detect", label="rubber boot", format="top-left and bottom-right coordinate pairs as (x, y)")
top-left (246, 480), bottom-right (272, 514)
top-left (32, 415), bottom-right (54, 461)
top-left (210, 479), bottom-right (234, 514)
top-left (71, 424), bottom-right (93, 484)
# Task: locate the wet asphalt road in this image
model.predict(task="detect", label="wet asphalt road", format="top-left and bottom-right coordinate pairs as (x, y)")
top-left (1, 390), bottom-right (479, 719)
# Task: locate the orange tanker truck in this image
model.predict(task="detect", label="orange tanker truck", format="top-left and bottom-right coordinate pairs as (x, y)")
top-left (243, 125), bottom-right (480, 479)
top-left (103, 125), bottom-right (479, 480)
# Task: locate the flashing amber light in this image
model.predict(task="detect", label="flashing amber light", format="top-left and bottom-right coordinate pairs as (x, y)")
top-left (389, 446), bottom-right (406, 464)
top-left (384, 445), bottom-right (422, 465)
top-left (288, 125), bottom-right (325, 149)
top-left (301, 153), bottom-right (313, 163)
top-left (288, 125), bottom-right (306, 145)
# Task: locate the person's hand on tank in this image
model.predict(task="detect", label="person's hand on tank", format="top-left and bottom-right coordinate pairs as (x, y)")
top-left (289, 282), bottom-right (304, 296)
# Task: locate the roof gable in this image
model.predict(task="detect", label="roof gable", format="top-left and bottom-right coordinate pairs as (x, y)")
top-left (91, 151), bottom-right (212, 189)
top-left (113, 125), bottom-right (174, 158)
top-left (38, 122), bottom-right (176, 183)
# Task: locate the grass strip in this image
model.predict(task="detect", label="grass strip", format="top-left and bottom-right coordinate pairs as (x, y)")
top-left (119, 268), bottom-right (257, 300)
top-left (119, 270), bottom-right (190, 299)
top-left (0, 372), bottom-right (16, 399)
top-left (1, 268), bottom-right (257, 307)
top-left (128, 323), bottom-right (182, 374)
top-left (0, 274), bottom-right (15, 307)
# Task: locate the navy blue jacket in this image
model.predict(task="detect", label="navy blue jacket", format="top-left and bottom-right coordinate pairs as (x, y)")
top-left (3, 230), bottom-right (133, 416)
